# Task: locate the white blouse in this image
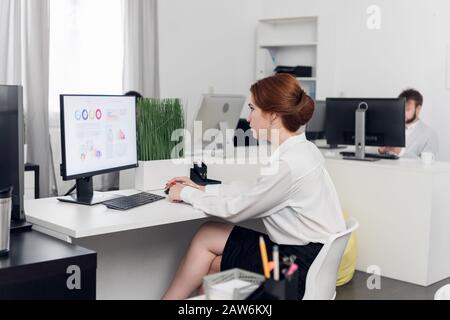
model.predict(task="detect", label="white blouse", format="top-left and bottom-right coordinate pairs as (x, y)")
top-left (180, 134), bottom-right (346, 245)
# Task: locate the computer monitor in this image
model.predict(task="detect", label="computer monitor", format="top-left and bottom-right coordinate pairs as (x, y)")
top-left (58, 94), bottom-right (138, 205)
top-left (306, 100), bottom-right (326, 140)
top-left (305, 100), bottom-right (346, 149)
top-left (192, 94), bottom-right (246, 149)
top-left (0, 85), bottom-right (26, 228)
top-left (326, 98), bottom-right (405, 160)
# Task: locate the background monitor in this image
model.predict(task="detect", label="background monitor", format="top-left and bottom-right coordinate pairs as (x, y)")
top-left (194, 94), bottom-right (246, 131)
top-left (193, 94), bottom-right (246, 148)
top-left (306, 100), bottom-right (326, 140)
top-left (0, 85), bottom-right (25, 226)
top-left (325, 98), bottom-right (406, 147)
top-left (59, 94), bottom-right (138, 205)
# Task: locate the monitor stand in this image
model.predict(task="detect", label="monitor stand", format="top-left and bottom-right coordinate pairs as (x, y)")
top-left (10, 219), bottom-right (33, 232)
top-left (342, 102), bottom-right (379, 162)
top-left (57, 177), bottom-right (120, 206)
top-left (200, 122), bottom-right (234, 159)
top-left (220, 121), bottom-right (235, 159)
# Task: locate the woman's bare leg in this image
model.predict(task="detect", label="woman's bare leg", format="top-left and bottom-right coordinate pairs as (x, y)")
top-left (208, 256), bottom-right (223, 275)
top-left (162, 222), bottom-right (233, 300)
top-left (197, 255), bottom-right (222, 296)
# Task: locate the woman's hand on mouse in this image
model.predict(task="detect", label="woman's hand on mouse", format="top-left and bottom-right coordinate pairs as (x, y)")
top-left (166, 177), bottom-right (205, 192)
top-left (168, 183), bottom-right (186, 202)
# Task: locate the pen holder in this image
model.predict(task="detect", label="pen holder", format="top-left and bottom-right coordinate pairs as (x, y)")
top-left (246, 271), bottom-right (299, 300)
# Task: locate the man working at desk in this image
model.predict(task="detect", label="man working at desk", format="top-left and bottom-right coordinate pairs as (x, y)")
top-left (378, 88), bottom-right (439, 158)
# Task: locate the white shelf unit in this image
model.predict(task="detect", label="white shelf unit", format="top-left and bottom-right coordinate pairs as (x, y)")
top-left (256, 16), bottom-right (318, 99)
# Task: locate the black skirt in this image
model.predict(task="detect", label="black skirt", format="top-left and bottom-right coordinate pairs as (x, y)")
top-left (220, 226), bottom-right (323, 300)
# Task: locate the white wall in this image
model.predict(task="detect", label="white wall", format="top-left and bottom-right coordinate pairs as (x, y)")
top-left (158, 0), bottom-right (263, 127)
top-left (262, 0), bottom-right (450, 160)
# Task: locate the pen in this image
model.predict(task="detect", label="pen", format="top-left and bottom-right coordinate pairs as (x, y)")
top-left (273, 245), bottom-right (280, 281)
top-left (287, 263), bottom-right (298, 277)
top-left (259, 236), bottom-right (270, 279)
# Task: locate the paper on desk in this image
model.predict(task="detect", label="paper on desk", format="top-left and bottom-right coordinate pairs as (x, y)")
top-left (209, 279), bottom-right (257, 300)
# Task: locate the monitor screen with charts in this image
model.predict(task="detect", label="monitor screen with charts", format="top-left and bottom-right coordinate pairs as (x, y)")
top-left (60, 95), bottom-right (138, 181)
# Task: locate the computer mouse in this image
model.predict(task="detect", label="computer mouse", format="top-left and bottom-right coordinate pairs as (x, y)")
top-left (164, 187), bottom-right (170, 195)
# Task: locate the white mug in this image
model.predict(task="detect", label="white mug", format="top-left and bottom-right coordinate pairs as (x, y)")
top-left (421, 152), bottom-right (435, 165)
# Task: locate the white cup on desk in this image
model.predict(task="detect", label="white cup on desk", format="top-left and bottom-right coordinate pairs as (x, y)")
top-left (420, 152), bottom-right (435, 165)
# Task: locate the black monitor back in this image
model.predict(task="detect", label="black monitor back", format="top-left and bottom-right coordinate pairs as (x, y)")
top-left (0, 85), bottom-right (25, 222)
top-left (326, 98), bottom-right (406, 147)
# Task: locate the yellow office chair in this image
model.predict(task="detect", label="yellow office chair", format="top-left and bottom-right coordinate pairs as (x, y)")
top-left (336, 212), bottom-right (357, 286)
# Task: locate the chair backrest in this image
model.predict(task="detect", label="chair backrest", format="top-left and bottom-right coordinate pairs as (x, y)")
top-left (434, 284), bottom-right (450, 300)
top-left (303, 217), bottom-right (359, 300)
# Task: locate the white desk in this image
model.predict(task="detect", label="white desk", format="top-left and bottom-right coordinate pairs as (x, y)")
top-left (27, 190), bottom-right (207, 241)
top-left (324, 155), bottom-right (450, 286)
top-left (25, 146), bottom-right (450, 299)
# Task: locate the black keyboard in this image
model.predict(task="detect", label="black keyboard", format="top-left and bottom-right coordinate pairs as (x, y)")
top-left (102, 192), bottom-right (166, 211)
top-left (340, 151), bottom-right (399, 160)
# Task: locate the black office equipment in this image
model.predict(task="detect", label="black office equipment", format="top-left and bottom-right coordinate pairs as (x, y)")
top-left (246, 272), bottom-right (299, 300)
top-left (234, 118), bottom-right (258, 147)
top-left (0, 230), bottom-right (96, 299)
top-left (274, 65), bottom-right (312, 78)
top-left (58, 95), bottom-right (138, 206)
top-left (326, 98), bottom-right (405, 161)
top-left (102, 192), bottom-right (165, 211)
top-left (0, 85), bottom-right (30, 231)
top-left (190, 163), bottom-right (222, 186)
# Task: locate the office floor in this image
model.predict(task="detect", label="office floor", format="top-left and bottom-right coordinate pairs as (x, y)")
top-left (336, 271), bottom-right (450, 300)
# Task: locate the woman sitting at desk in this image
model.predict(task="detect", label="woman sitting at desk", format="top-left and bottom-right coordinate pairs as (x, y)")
top-left (162, 74), bottom-right (346, 300)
